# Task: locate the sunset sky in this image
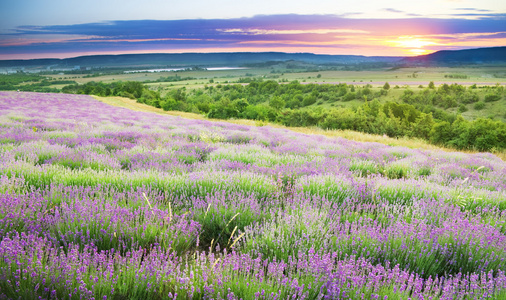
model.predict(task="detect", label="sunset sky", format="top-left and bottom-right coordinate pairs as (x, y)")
top-left (0, 0), bottom-right (505, 59)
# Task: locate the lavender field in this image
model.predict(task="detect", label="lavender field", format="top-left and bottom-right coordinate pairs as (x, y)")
top-left (0, 91), bottom-right (506, 299)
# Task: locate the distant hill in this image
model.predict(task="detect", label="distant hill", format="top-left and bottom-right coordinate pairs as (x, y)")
top-left (403, 46), bottom-right (506, 65)
top-left (2, 47), bottom-right (505, 71)
top-left (0, 52), bottom-right (402, 70)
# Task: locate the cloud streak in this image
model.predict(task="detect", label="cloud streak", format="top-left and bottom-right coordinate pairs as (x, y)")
top-left (383, 8), bottom-right (405, 13)
top-left (1, 14), bottom-right (505, 59)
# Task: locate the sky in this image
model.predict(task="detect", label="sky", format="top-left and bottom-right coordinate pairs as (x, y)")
top-left (0, 0), bottom-right (505, 60)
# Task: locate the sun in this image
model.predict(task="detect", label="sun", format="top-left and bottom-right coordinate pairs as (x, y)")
top-left (409, 48), bottom-right (433, 55)
top-left (386, 36), bottom-right (439, 55)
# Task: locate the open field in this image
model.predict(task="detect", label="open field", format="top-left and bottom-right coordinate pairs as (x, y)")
top-left (1, 91), bottom-right (506, 299)
top-left (48, 66), bottom-right (506, 88)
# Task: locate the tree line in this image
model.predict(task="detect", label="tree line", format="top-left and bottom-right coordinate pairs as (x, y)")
top-left (0, 74), bottom-right (75, 92)
top-left (61, 79), bottom-right (506, 151)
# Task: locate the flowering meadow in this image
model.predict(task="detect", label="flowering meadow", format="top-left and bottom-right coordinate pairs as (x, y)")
top-left (0, 91), bottom-right (506, 299)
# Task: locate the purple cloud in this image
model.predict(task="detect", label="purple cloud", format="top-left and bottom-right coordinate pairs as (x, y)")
top-left (1, 14), bottom-right (505, 58)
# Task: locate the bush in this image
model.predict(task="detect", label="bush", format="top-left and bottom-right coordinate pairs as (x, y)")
top-left (458, 104), bottom-right (468, 113)
top-left (461, 92), bottom-right (479, 104)
top-left (430, 121), bottom-right (452, 145)
top-left (474, 101), bottom-right (485, 110)
top-left (484, 93), bottom-right (501, 102)
top-left (302, 95), bottom-right (317, 106)
top-left (343, 92), bottom-right (356, 102)
top-left (320, 109), bottom-right (356, 130)
top-left (118, 91), bottom-right (136, 99)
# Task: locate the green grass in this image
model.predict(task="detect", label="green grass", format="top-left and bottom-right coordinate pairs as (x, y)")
top-left (349, 160), bottom-right (382, 176)
top-left (384, 162), bottom-right (411, 179)
top-left (296, 175), bottom-right (357, 203)
top-left (1, 164), bottom-right (278, 201)
top-left (195, 204), bottom-right (267, 250)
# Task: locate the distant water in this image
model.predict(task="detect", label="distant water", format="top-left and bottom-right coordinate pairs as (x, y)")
top-left (206, 67), bottom-right (249, 71)
top-left (124, 67), bottom-right (248, 73)
top-left (124, 68), bottom-right (185, 73)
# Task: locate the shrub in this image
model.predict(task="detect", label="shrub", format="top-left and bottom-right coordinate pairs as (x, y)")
top-left (474, 101), bottom-right (486, 110)
top-left (302, 95), bottom-right (317, 106)
top-left (343, 92), bottom-right (356, 101)
top-left (458, 104), bottom-right (468, 113)
top-left (484, 93), bottom-right (501, 102)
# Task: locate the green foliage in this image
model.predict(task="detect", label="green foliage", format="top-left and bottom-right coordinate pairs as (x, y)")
top-left (343, 92), bottom-right (356, 101)
top-left (0, 74), bottom-right (66, 92)
top-left (278, 108), bottom-right (323, 127)
top-left (195, 205), bottom-right (265, 250)
top-left (467, 118), bottom-right (506, 151)
top-left (430, 121), bottom-right (452, 145)
top-left (409, 113), bottom-right (434, 140)
top-left (383, 102), bottom-right (421, 123)
top-left (0, 73), bottom-right (48, 91)
top-left (320, 109), bottom-right (357, 130)
top-left (444, 74), bottom-right (468, 79)
top-left (243, 104), bottom-right (277, 121)
top-left (349, 160), bottom-right (381, 176)
top-left (442, 95), bottom-right (458, 109)
top-left (384, 163), bottom-right (410, 179)
top-left (62, 81), bottom-right (147, 99)
top-left (458, 104), bottom-right (468, 113)
top-left (139, 89), bottom-right (161, 108)
top-left (461, 92), bottom-right (479, 104)
top-left (484, 93), bottom-right (501, 102)
top-left (474, 101), bottom-right (486, 110)
top-left (58, 79), bottom-right (506, 151)
top-left (269, 96), bottom-right (285, 110)
top-left (302, 94), bottom-right (317, 106)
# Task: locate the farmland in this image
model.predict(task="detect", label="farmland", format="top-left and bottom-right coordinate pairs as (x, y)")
top-left (0, 91), bottom-right (506, 299)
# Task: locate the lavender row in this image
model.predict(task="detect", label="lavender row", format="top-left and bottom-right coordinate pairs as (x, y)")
top-left (2, 232), bottom-right (506, 299)
top-left (1, 179), bottom-right (505, 279)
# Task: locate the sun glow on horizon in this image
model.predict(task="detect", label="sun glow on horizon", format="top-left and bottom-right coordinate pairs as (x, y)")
top-left (409, 48), bottom-right (433, 55)
top-left (386, 36), bottom-right (439, 56)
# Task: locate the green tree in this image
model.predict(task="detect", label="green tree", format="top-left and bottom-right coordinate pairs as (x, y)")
top-left (409, 113), bottom-right (434, 140)
top-left (122, 81), bottom-right (144, 98)
top-left (467, 118), bottom-right (500, 151)
top-left (430, 121), bottom-right (452, 145)
top-left (234, 98), bottom-right (249, 112)
top-left (448, 115), bottom-right (470, 149)
top-left (321, 108), bottom-right (357, 130)
top-left (161, 97), bottom-right (178, 111)
top-left (269, 96), bottom-right (286, 111)
top-left (302, 94), bottom-right (317, 106)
